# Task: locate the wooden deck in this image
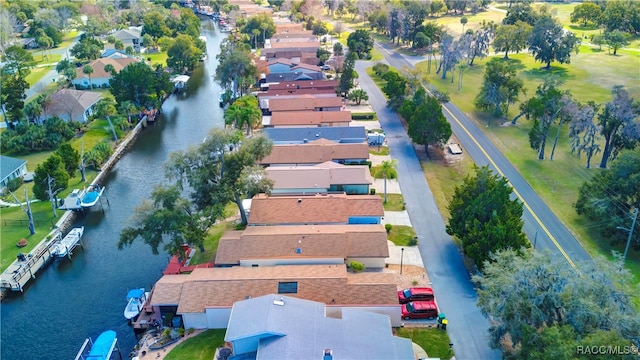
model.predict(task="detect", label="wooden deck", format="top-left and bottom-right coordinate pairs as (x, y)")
top-left (0, 231), bottom-right (61, 292)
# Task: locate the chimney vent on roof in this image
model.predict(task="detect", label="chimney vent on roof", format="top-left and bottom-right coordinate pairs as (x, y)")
top-left (297, 198), bottom-right (302, 203)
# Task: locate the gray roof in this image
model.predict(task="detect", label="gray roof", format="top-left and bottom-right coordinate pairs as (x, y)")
top-left (1, 155), bottom-right (27, 182)
top-left (263, 126), bottom-right (367, 144)
top-left (264, 72), bottom-right (325, 82)
top-left (225, 294), bottom-right (414, 360)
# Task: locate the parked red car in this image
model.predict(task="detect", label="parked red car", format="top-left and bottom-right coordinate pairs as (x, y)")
top-left (398, 287), bottom-right (434, 304)
top-left (401, 301), bottom-right (438, 320)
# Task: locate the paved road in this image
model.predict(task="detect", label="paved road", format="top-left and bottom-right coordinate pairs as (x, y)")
top-left (356, 61), bottom-right (501, 360)
top-left (25, 34), bottom-right (81, 100)
top-left (374, 41), bottom-right (592, 267)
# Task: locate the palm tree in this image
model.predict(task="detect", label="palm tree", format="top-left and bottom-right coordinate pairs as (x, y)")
top-left (224, 103), bottom-right (243, 129)
top-left (82, 65), bottom-right (94, 89)
top-left (377, 159), bottom-right (397, 203)
top-left (252, 29), bottom-right (260, 49)
top-left (118, 100), bottom-right (138, 124)
top-left (241, 105), bottom-right (262, 135)
top-left (104, 64), bottom-right (116, 77)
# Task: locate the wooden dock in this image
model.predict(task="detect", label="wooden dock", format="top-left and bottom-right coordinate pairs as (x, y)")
top-left (0, 231), bottom-right (61, 292)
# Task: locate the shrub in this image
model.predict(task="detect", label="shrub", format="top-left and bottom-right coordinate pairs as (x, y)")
top-left (6, 177), bottom-right (23, 193)
top-left (349, 261), bottom-right (365, 272)
top-left (187, 327), bottom-right (195, 335)
top-left (370, 188), bottom-right (376, 195)
top-left (385, 223), bottom-right (393, 233)
top-left (408, 237), bottom-right (418, 246)
top-left (372, 62), bottom-right (389, 76)
top-left (412, 280), bottom-right (419, 286)
top-left (178, 327), bottom-right (185, 337)
top-left (351, 112), bottom-right (375, 120)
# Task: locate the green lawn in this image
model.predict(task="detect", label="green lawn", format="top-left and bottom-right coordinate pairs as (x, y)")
top-left (388, 225), bottom-right (417, 246)
top-left (378, 193), bottom-right (405, 211)
top-left (189, 221), bottom-right (234, 265)
top-left (396, 328), bottom-right (453, 359)
top-left (58, 30), bottom-right (80, 48)
top-left (369, 146), bottom-right (390, 156)
top-left (164, 329), bottom-right (226, 360)
top-left (29, 53), bottom-right (62, 66)
top-left (145, 51), bottom-right (169, 68)
top-left (432, 8), bottom-right (508, 38)
top-left (24, 65), bottom-right (55, 87)
top-left (423, 153), bottom-right (476, 223)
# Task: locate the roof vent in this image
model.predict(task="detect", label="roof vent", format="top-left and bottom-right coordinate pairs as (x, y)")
top-left (295, 247), bottom-right (302, 254)
top-left (297, 198), bottom-right (302, 203)
top-left (273, 298), bottom-right (285, 306)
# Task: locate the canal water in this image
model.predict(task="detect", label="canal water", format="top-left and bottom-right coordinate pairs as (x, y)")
top-left (1, 19), bottom-right (225, 360)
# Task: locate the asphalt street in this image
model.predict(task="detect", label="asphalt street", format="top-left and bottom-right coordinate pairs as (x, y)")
top-left (357, 61), bottom-right (501, 360)
top-left (373, 41), bottom-right (592, 267)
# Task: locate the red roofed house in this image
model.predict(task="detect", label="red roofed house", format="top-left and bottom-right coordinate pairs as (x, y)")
top-left (265, 111), bottom-right (352, 128)
top-left (73, 57), bottom-right (138, 89)
top-left (258, 138), bottom-right (370, 166)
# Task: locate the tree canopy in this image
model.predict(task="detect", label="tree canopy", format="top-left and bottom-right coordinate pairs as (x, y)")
top-left (596, 86), bottom-right (640, 169)
top-left (527, 16), bottom-right (580, 69)
top-left (474, 58), bottom-right (525, 121)
top-left (109, 62), bottom-right (173, 107)
top-left (347, 29), bottom-right (373, 59)
top-left (575, 148), bottom-right (640, 248)
top-left (446, 166), bottom-right (528, 269)
top-left (32, 154), bottom-right (69, 201)
top-left (473, 249), bottom-right (640, 358)
top-left (407, 94), bottom-right (452, 158)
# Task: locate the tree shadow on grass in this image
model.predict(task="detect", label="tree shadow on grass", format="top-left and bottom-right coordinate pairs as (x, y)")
top-left (523, 65), bottom-right (571, 81)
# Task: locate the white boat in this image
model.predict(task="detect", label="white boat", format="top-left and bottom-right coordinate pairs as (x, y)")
top-left (80, 184), bottom-right (105, 208)
top-left (51, 226), bottom-right (84, 258)
top-left (124, 288), bottom-right (149, 321)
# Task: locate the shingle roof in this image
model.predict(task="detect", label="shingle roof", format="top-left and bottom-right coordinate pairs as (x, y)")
top-left (75, 57), bottom-right (137, 80)
top-left (215, 224), bottom-right (388, 265)
top-left (263, 126), bottom-right (367, 144)
top-left (265, 161), bottom-right (372, 190)
top-left (44, 89), bottom-right (102, 121)
top-left (150, 265), bottom-right (398, 312)
top-left (267, 79), bottom-right (338, 90)
top-left (264, 72), bottom-right (324, 82)
top-left (269, 111), bottom-right (351, 126)
top-left (1, 155), bottom-right (27, 183)
top-left (248, 193), bottom-right (383, 225)
top-left (290, 63), bottom-right (322, 72)
top-left (268, 95), bottom-right (343, 112)
top-left (225, 295), bottom-right (414, 360)
top-left (258, 140), bottom-right (369, 165)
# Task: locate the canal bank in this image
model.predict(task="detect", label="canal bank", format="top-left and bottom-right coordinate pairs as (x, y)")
top-left (1, 19), bottom-right (225, 360)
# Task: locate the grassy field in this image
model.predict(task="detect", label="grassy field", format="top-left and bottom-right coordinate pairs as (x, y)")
top-left (24, 65), bottom-right (55, 87)
top-left (58, 30), bottom-right (80, 48)
top-left (164, 329), bottom-right (226, 360)
top-left (396, 327), bottom-right (453, 359)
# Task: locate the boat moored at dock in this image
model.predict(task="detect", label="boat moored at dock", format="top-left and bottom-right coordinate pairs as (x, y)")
top-left (51, 226), bottom-right (85, 259)
top-left (74, 330), bottom-right (122, 360)
top-left (124, 288), bottom-right (149, 321)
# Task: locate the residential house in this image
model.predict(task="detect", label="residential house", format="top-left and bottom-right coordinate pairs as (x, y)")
top-left (0, 156), bottom-right (27, 191)
top-left (257, 138), bottom-right (369, 166)
top-left (112, 26), bottom-right (142, 50)
top-left (149, 264), bottom-right (400, 329)
top-left (73, 57), bottom-right (138, 89)
top-left (261, 48), bottom-right (319, 66)
top-left (262, 126), bottom-right (367, 144)
top-left (266, 79), bottom-right (339, 91)
top-left (17, 37), bottom-right (37, 49)
top-left (41, 89), bottom-right (102, 123)
top-left (215, 224), bottom-right (388, 268)
top-left (263, 71), bottom-right (325, 83)
top-left (266, 95), bottom-right (343, 114)
top-left (100, 48), bottom-right (130, 59)
top-left (265, 111), bottom-right (352, 128)
top-left (247, 193), bottom-right (384, 225)
top-left (265, 161), bottom-right (373, 195)
top-left (267, 59), bottom-right (323, 75)
top-left (224, 295), bottom-right (414, 360)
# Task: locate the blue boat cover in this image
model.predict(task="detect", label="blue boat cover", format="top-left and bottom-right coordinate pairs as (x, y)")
top-left (126, 288), bottom-right (144, 300)
top-left (88, 330), bottom-right (116, 359)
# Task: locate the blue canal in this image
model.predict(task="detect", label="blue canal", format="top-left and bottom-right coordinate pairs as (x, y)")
top-left (1, 19), bottom-right (225, 360)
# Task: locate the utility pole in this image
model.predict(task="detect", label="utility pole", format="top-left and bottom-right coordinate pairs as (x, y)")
top-left (618, 208), bottom-right (639, 264)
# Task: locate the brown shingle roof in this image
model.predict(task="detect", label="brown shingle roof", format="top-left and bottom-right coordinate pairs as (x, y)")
top-left (215, 224), bottom-right (388, 265)
top-left (259, 88), bottom-right (337, 97)
top-left (248, 193), bottom-right (383, 225)
top-left (154, 265), bottom-right (398, 313)
top-left (269, 95), bottom-right (343, 112)
top-left (270, 111), bottom-right (351, 126)
top-left (75, 57), bottom-right (137, 80)
top-left (266, 161), bottom-right (372, 190)
top-left (151, 275), bottom-right (186, 305)
top-left (258, 140), bottom-right (369, 165)
top-left (43, 89), bottom-right (102, 121)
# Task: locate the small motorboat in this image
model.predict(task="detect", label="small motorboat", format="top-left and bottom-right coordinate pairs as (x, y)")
top-left (51, 226), bottom-right (84, 258)
top-left (124, 288), bottom-right (149, 321)
top-left (80, 184), bottom-right (105, 208)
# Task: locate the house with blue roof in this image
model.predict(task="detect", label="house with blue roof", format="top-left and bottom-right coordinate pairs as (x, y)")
top-left (224, 294), bottom-right (415, 360)
top-left (1, 155), bottom-right (27, 192)
top-left (263, 126), bottom-right (367, 145)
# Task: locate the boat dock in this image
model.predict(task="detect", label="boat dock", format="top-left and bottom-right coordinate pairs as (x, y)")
top-left (51, 226), bottom-right (85, 260)
top-left (74, 330), bottom-right (123, 360)
top-left (0, 230), bottom-right (62, 292)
